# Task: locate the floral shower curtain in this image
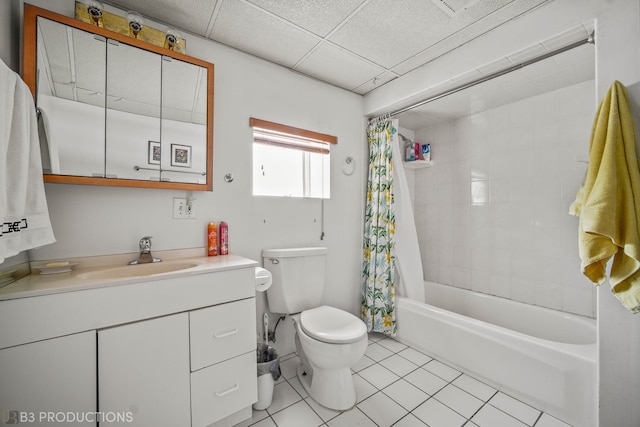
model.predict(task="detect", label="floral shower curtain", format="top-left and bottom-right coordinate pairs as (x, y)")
top-left (361, 117), bottom-right (397, 336)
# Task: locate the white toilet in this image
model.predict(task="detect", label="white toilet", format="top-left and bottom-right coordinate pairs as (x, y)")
top-left (262, 247), bottom-right (368, 410)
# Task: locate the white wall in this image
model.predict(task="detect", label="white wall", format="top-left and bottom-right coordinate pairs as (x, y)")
top-left (365, 0), bottom-right (640, 425)
top-left (412, 81), bottom-right (596, 317)
top-left (591, 2), bottom-right (640, 426)
top-left (10, 0), bottom-right (366, 355)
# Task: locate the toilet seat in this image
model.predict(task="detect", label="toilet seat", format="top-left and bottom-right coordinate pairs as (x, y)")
top-left (300, 306), bottom-right (367, 344)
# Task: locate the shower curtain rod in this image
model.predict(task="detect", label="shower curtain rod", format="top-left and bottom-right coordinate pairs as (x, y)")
top-left (374, 32), bottom-right (595, 120)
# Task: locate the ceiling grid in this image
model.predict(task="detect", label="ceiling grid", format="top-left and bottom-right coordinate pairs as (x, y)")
top-left (102, 0), bottom-right (555, 94)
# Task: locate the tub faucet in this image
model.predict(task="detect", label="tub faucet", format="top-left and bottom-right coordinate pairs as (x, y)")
top-left (129, 236), bottom-right (161, 265)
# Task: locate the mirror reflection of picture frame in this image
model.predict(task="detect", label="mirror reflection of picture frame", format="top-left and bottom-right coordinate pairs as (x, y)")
top-left (171, 144), bottom-right (192, 168)
top-left (148, 141), bottom-right (161, 165)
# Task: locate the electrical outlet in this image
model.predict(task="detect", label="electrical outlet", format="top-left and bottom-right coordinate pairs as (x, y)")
top-left (173, 197), bottom-right (196, 219)
top-left (185, 198), bottom-right (196, 218)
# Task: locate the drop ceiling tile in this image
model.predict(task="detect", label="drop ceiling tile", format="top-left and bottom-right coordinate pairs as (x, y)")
top-left (329, 0), bottom-right (452, 69)
top-left (104, 0), bottom-right (218, 36)
top-left (245, 0), bottom-right (365, 37)
top-left (432, 0), bottom-right (484, 17)
top-left (295, 42), bottom-right (385, 91)
top-left (354, 71), bottom-right (399, 95)
top-left (100, 0), bottom-right (575, 97)
top-left (391, 0), bottom-right (548, 75)
top-left (209, 0), bottom-right (321, 68)
top-left (420, 0), bottom-right (520, 48)
top-left (392, 0), bottom-right (547, 75)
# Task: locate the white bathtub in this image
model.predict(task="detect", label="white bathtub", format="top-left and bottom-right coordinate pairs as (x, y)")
top-left (395, 281), bottom-right (596, 427)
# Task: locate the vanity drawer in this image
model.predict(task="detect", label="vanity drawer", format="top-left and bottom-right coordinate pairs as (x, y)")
top-left (191, 351), bottom-right (257, 427)
top-left (190, 297), bottom-right (256, 371)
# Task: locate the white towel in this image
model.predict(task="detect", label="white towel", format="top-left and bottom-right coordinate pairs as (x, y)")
top-left (0, 59), bottom-right (55, 263)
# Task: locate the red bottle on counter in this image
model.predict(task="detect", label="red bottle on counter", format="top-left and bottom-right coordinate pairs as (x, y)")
top-left (219, 221), bottom-right (229, 255)
top-left (207, 222), bottom-right (218, 256)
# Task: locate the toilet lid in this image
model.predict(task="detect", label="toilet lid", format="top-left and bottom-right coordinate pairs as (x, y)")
top-left (300, 306), bottom-right (367, 344)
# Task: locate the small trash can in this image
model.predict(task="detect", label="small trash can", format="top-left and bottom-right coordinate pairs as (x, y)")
top-left (253, 343), bottom-right (281, 410)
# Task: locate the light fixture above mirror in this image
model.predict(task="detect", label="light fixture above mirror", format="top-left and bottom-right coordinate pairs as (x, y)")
top-left (79, 0), bottom-right (104, 26)
top-left (126, 11), bottom-right (144, 39)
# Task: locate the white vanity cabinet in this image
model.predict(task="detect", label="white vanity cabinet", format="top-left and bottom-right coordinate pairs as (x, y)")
top-left (97, 299), bottom-right (258, 427)
top-left (0, 255), bottom-right (259, 427)
top-left (98, 313), bottom-right (191, 426)
top-left (0, 331), bottom-right (97, 427)
top-left (190, 298), bottom-right (257, 427)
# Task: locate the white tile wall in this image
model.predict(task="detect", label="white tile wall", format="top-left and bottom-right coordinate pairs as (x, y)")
top-left (412, 80), bottom-right (597, 317)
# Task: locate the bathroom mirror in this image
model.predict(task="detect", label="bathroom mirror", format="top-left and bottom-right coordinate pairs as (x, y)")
top-left (23, 4), bottom-right (214, 190)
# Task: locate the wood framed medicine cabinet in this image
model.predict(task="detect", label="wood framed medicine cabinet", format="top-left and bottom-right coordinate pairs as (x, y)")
top-left (23, 4), bottom-right (214, 191)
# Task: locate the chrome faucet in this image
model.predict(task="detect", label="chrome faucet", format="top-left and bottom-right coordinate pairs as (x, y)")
top-left (129, 236), bottom-right (161, 265)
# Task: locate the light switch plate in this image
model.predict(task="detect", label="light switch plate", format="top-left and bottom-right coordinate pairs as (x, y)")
top-left (173, 198), bottom-right (196, 219)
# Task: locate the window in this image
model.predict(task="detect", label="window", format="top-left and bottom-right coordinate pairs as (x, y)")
top-left (250, 118), bottom-right (336, 199)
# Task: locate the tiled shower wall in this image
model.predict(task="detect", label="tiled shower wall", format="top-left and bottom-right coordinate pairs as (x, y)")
top-left (411, 80), bottom-right (596, 317)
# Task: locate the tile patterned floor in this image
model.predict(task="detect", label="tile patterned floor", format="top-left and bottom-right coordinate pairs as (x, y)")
top-left (235, 333), bottom-right (572, 427)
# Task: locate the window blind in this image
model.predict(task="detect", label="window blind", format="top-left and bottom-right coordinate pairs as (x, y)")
top-left (250, 117), bottom-right (337, 155)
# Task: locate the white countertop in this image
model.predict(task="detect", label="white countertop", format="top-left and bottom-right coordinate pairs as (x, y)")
top-left (0, 248), bottom-right (258, 301)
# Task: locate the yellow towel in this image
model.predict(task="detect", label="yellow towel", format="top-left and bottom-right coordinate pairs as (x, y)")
top-left (570, 80), bottom-right (640, 313)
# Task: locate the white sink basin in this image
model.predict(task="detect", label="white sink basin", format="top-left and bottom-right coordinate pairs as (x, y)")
top-left (77, 262), bottom-right (198, 280)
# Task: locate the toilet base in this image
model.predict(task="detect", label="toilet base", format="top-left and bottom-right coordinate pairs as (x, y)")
top-left (296, 363), bottom-right (357, 411)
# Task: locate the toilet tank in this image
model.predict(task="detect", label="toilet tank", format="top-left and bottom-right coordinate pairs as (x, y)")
top-left (262, 247), bottom-right (327, 314)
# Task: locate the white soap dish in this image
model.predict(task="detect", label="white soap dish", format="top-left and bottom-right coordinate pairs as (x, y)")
top-left (33, 262), bottom-right (78, 275)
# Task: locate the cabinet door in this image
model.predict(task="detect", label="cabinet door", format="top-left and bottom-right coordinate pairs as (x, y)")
top-left (36, 17), bottom-right (106, 177)
top-left (0, 331), bottom-right (97, 427)
top-left (98, 313), bottom-right (190, 426)
top-left (105, 39), bottom-right (161, 181)
top-left (160, 56), bottom-right (209, 184)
